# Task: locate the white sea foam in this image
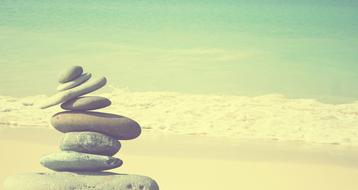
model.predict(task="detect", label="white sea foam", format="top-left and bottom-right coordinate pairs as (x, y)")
top-left (1, 88), bottom-right (358, 146)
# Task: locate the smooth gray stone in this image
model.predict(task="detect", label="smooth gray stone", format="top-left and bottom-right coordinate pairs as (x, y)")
top-left (60, 131), bottom-right (120, 156)
top-left (40, 77), bottom-right (107, 109)
top-left (58, 66), bottom-right (83, 83)
top-left (40, 151), bottom-right (122, 172)
top-left (61, 96), bottom-right (111, 111)
top-left (51, 111), bottom-right (141, 140)
top-left (56, 73), bottom-right (92, 91)
top-left (4, 172), bottom-right (159, 190)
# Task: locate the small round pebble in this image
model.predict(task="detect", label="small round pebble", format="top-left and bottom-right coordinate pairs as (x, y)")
top-left (61, 96), bottom-right (111, 111)
top-left (58, 66), bottom-right (83, 83)
top-left (40, 77), bottom-right (107, 109)
top-left (57, 73), bottom-right (92, 91)
top-left (60, 131), bottom-right (120, 156)
top-left (40, 151), bottom-right (122, 172)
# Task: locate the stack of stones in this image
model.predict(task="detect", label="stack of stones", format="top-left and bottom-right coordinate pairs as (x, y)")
top-left (4, 66), bottom-right (159, 190)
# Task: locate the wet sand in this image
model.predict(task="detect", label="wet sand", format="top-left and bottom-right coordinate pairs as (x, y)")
top-left (1, 128), bottom-right (358, 190)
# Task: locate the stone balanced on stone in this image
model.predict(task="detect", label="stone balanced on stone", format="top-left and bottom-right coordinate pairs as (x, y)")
top-left (4, 66), bottom-right (159, 190)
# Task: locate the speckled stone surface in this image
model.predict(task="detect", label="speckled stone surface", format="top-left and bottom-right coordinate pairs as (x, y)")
top-left (40, 151), bottom-right (122, 171)
top-left (60, 131), bottom-right (120, 156)
top-left (4, 172), bottom-right (159, 190)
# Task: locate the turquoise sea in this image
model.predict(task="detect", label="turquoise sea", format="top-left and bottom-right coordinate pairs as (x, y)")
top-left (0, 0), bottom-right (357, 103)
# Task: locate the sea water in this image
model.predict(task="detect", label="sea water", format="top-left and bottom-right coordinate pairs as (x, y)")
top-left (0, 0), bottom-right (357, 104)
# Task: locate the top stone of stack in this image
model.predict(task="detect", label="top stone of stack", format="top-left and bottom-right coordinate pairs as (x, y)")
top-left (58, 66), bottom-right (83, 83)
top-left (40, 66), bottom-right (107, 109)
top-left (57, 73), bottom-right (92, 91)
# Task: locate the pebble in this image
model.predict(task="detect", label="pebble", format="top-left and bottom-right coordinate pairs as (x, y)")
top-left (51, 111), bottom-right (141, 140)
top-left (58, 66), bottom-right (83, 83)
top-left (56, 73), bottom-right (91, 91)
top-left (60, 131), bottom-right (120, 156)
top-left (4, 172), bottom-right (159, 190)
top-left (39, 77), bottom-right (107, 109)
top-left (61, 96), bottom-right (111, 111)
top-left (40, 151), bottom-right (122, 171)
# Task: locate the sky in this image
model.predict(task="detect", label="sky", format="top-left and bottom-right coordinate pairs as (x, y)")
top-left (0, 0), bottom-right (357, 103)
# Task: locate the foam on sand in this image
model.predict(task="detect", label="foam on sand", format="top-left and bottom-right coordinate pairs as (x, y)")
top-left (1, 88), bottom-right (358, 146)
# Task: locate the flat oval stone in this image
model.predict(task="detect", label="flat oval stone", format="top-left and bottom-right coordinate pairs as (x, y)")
top-left (40, 77), bottom-right (107, 109)
top-left (4, 172), bottom-right (159, 190)
top-left (51, 111), bottom-right (141, 140)
top-left (60, 131), bottom-right (120, 156)
top-left (56, 73), bottom-right (92, 91)
top-left (40, 151), bottom-right (122, 172)
top-left (58, 66), bottom-right (83, 83)
top-left (61, 96), bottom-right (111, 111)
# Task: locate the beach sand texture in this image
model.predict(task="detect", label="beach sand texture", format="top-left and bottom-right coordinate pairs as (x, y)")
top-left (1, 129), bottom-right (358, 190)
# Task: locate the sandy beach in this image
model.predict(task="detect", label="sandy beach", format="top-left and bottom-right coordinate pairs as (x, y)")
top-left (1, 128), bottom-right (358, 190)
top-left (1, 91), bottom-right (358, 189)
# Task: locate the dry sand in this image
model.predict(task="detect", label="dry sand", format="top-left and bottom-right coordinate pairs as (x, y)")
top-left (1, 128), bottom-right (358, 190)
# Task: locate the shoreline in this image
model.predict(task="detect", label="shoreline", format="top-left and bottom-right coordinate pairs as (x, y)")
top-left (1, 90), bottom-right (358, 148)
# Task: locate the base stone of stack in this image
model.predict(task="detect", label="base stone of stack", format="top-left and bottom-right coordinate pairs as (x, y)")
top-left (4, 172), bottom-right (159, 190)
